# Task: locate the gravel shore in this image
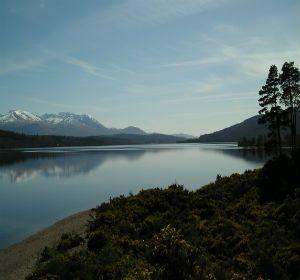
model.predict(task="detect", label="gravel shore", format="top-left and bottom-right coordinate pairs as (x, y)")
top-left (0, 210), bottom-right (91, 280)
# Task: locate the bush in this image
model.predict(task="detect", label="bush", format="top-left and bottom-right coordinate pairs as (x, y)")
top-left (27, 156), bottom-right (300, 279)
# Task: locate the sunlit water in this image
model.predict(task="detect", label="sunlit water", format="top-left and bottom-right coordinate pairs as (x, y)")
top-left (0, 143), bottom-right (269, 249)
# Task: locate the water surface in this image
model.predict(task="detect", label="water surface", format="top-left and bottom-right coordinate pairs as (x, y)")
top-left (0, 143), bottom-right (268, 248)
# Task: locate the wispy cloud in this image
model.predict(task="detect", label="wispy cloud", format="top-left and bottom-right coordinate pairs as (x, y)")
top-left (123, 80), bottom-right (219, 99)
top-left (158, 33), bottom-right (300, 78)
top-left (165, 91), bottom-right (257, 104)
top-left (160, 55), bottom-right (231, 68)
top-left (0, 1), bottom-right (229, 78)
top-left (0, 48), bottom-right (117, 80)
top-left (160, 48), bottom-right (300, 73)
top-left (0, 56), bottom-right (51, 75)
top-left (26, 97), bottom-right (107, 112)
top-left (89, 0), bottom-right (228, 29)
top-left (40, 48), bottom-right (117, 80)
top-left (123, 74), bottom-right (241, 100)
top-left (59, 55), bottom-right (116, 80)
top-left (110, 64), bottom-right (135, 75)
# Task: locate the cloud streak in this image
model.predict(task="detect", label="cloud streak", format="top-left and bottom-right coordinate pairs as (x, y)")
top-left (0, 49), bottom-right (116, 80)
top-left (60, 55), bottom-right (116, 80)
top-left (0, 56), bottom-right (51, 75)
top-left (165, 91), bottom-right (257, 104)
top-left (89, 0), bottom-right (228, 29)
top-left (158, 33), bottom-right (300, 78)
top-left (26, 97), bottom-right (107, 112)
top-left (160, 48), bottom-right (300, 71)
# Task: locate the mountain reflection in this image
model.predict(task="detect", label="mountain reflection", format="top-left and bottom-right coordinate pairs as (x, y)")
top-left (0, 145), bottom-right (270, 183)
top-left (0, 150), bottom-right (147, 183)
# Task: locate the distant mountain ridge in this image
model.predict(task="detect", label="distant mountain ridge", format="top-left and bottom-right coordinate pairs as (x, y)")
top-left (194, 114), bottom-right (300, 142)
top-left (171, 133), bottom-right (196, 139)
top-left (0, 110), bottom-right (147, 137)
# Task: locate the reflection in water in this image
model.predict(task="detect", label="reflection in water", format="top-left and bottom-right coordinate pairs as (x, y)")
top-left (213, 147), bottom-right (270, 164)
top-left (0, 150), bottom-right (146, 183)
top-left (0, 145), bottom-right (269, 183)
top-left (0, 144), bottom-right (270, 249)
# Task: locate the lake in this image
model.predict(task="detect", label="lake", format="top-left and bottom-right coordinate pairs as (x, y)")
top-left (0, 143), bottom-right (269, 249)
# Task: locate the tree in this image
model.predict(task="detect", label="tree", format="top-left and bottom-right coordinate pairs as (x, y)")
top-left (280, 62), bottom-right (300, 151)
top-left (258, 65), bottom-right (283, 153)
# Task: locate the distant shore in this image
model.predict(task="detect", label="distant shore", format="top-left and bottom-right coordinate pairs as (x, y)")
top-left (0, 210), bottom-right (91, 280)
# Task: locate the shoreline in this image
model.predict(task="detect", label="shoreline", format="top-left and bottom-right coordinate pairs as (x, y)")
top-left (0, 210), bottom-right (91, 280)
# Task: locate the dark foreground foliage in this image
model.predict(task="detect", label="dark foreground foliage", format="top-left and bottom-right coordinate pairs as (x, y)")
top-left (27, 155), bottom-right (300, 280)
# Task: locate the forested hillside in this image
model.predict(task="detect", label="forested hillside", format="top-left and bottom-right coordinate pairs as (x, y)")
top-left (0, 130), bottom-right (183, 148)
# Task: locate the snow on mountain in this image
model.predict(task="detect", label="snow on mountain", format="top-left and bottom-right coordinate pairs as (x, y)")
top-left (0, 110), bottom-right (147, 136)
top-left (42, 112), bottom-right (102, 127)
top-left (0, 110), bottom-right (42, 123)
top-left (41, 114), bottom-right (63, 124)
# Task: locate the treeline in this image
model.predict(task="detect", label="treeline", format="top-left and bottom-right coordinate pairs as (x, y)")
top-left (238, 134), bottom-right (300, 149)
top-left (0, 130), bottom-right (134, 148)
top-left (238, 135), bottom-right (268, 148)
top-left (27, 154), bottom-right (300, 279)
top-left (256, 62), bottom-right (300, 153)
top-left (0, 129), bottom-right (183, 148)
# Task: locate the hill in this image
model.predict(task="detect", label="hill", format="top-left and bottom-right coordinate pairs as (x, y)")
top-left (197, 115), bottom-right (267, 142)
top-left (0, 130), bottom-right (184, 149)
top-left (190, 114), bottom-right (300, 143)
top-left (171, 133), bottom-right (196, 139)
top-left (26, 155), bottom-right (300, 279)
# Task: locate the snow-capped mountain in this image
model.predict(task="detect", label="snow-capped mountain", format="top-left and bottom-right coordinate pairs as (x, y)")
top-left (42, 112), bottom-right (105, 127)
top-left (0, 110), bottom-right (147, 137)
top-left (0, 110), bottom-right (42, 123)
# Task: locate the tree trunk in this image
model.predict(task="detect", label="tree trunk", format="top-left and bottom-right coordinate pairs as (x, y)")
top-left (287, 90), bottom-right (294, 151)
top-left (292, 109), bottom-right (297, 151)
top-left (276, 114), bottom-right (282, 154)
top-left (295, 110), bottom-right (298, 148)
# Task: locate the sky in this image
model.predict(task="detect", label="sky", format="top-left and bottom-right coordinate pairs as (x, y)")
top-left (1, 0), bottom-right (299, 135)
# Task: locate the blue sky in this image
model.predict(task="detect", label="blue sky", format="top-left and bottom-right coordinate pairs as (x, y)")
top-left (1, 0), bottom-right (299, 135)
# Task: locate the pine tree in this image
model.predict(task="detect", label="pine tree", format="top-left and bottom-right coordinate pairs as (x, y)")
top-left (258, 65), bottom-right (283, 153)
top-left (279, 62), bottom-right (300, 151)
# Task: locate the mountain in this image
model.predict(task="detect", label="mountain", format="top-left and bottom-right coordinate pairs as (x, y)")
top-left (42, 112), bottom-right (103, 127)
top-left (0, 110), bottom-right (147, 137)
top-left (0, 110), bottom-right (42, 123)
top-left (197, 116), bottom-right (267, 142)
top-left (172, 133), bottom-right (196, 139)
top-left (194, 114), bottom-right (300, 142)
top-left (107, 133), bottom-right (185, 144)
top-left (110, 126), bottom-right (147, 135)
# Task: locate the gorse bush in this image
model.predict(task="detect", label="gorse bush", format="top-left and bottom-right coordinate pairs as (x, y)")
top-left (27, 155), bottom-right (300, 280)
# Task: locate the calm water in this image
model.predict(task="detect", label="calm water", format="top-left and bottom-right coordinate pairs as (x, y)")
top-left (0, 143), bottom-right (269, 249)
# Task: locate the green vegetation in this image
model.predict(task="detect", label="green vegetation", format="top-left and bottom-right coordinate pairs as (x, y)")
top-left (237, 135), bottom-right (300, 149)
top-left (258, 65), bottom-right (283, 153)
top-left (258, 62), bottom-right (300, 152)
top-left (238, 135), bottom-right (267, 148)
top-left (0, 129), bottom-right (132, 148)
top-left (27, 154), bottom-right (300, 280)
top-left (0, 129), bottom-right (183, 148)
